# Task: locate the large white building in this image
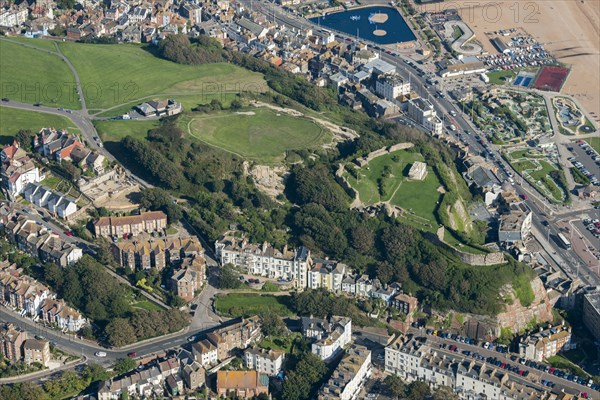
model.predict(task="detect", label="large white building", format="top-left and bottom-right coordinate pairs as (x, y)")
top-left (318, 345), bottom-right (371, 400)
top-left (375, 75), bottom-right (411, 101)
top-left (407, 98), bottom-right (443, 135)
top-left (244, 347), bottom-right (284, 376)
top-left (215, 234), bottom-right (310, 288)
top-left (302, 316), bottom-right (352, 362)
top-left (0, 7), bottom-right (28, 27)
top-left (307, 259), bottom-right (347, 292)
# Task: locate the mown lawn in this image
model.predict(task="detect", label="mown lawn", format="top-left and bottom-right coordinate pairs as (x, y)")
top-left (214, 293), bottom-right (293, 318)
top-left (529, 160), bottom-right (558, 181)
top-left (345, 150), bottom-right (424, 204)
top-left (487, 70), bottom-right (517, 85)
top-left (0, 40), bottom-right (80, 109)
top-left (586, 137), bottom-right (600, 154)
top-left (94, 119), bottom-right (158, 142)
top-left (511, 160), bottom-right (537, 173)
top-left (57, 42), bottom-right (267, 110)
top-left (0, 107), bottom-right (80, 144)
top-left (390, 166), bottom-right (442, 225)
top-left (4, 36), bottom-right (58, 52)
top-left (132, 299), bottom-right (164, 311)
top-left (187, 108), bottom-right (329, 164)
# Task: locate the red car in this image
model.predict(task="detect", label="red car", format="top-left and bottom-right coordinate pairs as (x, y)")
top-left (64, 231), bottom-right (73, 237)
top-left (520, 194), bottom-right (528, 200)
top-left (127, 352), bottom-right (137, 357)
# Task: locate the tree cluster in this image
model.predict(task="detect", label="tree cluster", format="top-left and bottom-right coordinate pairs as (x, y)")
top-left (157, 34), bottom-right (223, 65)
top-left (139, 187), bottom-right (183, 223)
top-left (217, 264), bottom-right (243, 289)
top-left (37, 256), bottom-right (189, 346)
top-left (291, 288), bottom-right (377, 327)
top-left (104, 309), bottom-right (189, 347)
top-left (281, 352), bottom-right (328, 400)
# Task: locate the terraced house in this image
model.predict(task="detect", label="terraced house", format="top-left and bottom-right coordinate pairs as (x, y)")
top-left (0, 262), bottom-right (86, 332)
top-left (112, 235), bottom-right (203, 271)
top-left (94, 211), bottom-right (167, 238)
top-left (5, 215), bottom-right (83, 266)
top-left (215, 234), bottom-right (310, 288)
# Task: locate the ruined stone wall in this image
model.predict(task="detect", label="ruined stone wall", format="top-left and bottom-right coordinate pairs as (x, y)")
top-left (354, 142), bottom-right (415, 166)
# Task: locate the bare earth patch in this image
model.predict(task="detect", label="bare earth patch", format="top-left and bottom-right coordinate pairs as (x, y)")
top-left (370, 13), bottom-right (388, 23)
top-left (244, 162), bottom-right (287, 199)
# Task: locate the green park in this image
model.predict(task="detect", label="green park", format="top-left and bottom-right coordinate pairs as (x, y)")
top-left (185, 108), bottom-right (329, 163)
top-left (344, 149), bottom-right (443, 230)
top-left (0, 107), bottom-right (81, 143)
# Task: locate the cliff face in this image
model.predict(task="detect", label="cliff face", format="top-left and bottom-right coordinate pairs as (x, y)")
top-left (494, 277), bottom-right (553, 333)
top-left (459, 277), bottom-right (553, 339)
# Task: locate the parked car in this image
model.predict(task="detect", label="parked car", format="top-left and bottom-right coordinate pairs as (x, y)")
top-left (95, 352), bottom-right (107, 357)
top-left (64, 230), bottom-right (73, 237)
top-left (127, 352), bottom-right (137, 357)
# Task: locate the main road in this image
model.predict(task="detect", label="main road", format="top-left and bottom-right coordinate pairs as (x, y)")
top-left (0, 282), bottom-right (220, 365)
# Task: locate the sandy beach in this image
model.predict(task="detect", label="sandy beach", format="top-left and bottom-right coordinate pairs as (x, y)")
top-left (420, 0), bottom-right (600, 116)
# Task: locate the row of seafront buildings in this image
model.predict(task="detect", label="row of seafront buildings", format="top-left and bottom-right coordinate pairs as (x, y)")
top-left (215, 233), bottom-right (418, 311)
top-left (385, 335), bottom-right (555, 400)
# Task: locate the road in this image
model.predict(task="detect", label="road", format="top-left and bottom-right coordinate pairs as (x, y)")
top-left (411, 328), bottom-right (600, 398)
top-left (0, 296), bottom-right (218, 364)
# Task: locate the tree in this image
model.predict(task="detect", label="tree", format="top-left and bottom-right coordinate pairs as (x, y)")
top-left (15, 130), bottom-right (33, 152)
top-left (261, 313), bottom-right (286, 337)
top-left (349, 225), bottom-right (374, 253)
top-left (113, 357), bottom-right (137, 375)
top-left (139, 188), bottom-right (183, 223)
top-left (281, 353), bottom-right (327, 400)
top-left (384, 375), bottom-right (405, 400)
top-left (230, 99), bottom-right (243, 110)
top-left (288, 164), bottom-right (349, 212)
top-left (105, 318), bottom-right (136, 347)
top-left (431, 385), bottom-right (459, 400)
top-left (218, 264), bottom-right (242, 289)
top-left (406, 381), bottom-right (431, 400)
top-left (83, 363), bottom-right (111, 383)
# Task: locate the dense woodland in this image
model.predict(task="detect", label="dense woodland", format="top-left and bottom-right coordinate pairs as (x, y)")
top-left (113, 35), bottom-right (537, 317)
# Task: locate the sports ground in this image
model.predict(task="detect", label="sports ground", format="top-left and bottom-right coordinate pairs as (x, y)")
top-left (533, 66), bottom-right (570, 93)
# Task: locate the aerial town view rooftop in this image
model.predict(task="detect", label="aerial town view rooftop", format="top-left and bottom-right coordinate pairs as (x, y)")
top-left (0, 0), bottom-right (599, 399)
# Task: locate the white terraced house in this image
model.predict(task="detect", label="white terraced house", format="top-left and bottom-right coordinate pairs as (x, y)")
top-left (215, 234), bottom-right (310, 288)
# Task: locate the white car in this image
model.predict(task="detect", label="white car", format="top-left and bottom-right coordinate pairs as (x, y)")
top-left (95, 351), bottom-right (107, 357)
